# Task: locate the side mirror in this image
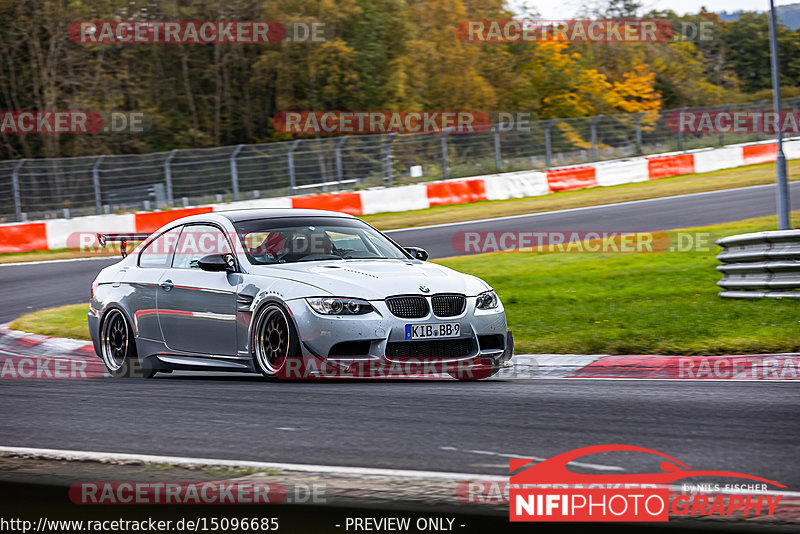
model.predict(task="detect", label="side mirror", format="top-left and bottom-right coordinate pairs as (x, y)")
top-left (198, 254), bottom-right (236, 273)
top-left (405, 247), bottom-right (429, 261)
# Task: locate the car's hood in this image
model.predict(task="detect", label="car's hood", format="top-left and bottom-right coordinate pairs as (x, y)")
top-left (247, 259), bottom-right (490, 299)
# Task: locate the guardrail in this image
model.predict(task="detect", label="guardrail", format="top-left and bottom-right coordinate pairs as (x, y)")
top-left (716, 231), bottom-right (800, 299)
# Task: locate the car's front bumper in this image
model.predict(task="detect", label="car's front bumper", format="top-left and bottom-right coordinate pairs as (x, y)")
top-left (285, 296), bottom-right (511, 377)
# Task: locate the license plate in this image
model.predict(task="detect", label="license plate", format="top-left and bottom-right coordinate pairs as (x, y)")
top-left (405, 323), bottom-right (460, 340)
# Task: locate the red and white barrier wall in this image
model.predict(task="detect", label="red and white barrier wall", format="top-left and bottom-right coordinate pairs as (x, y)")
top-left (2, 139), bottom-right (799, 253)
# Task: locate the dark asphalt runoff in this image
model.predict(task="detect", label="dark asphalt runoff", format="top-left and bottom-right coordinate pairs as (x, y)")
top-left (2, 182), bottom-right (799, 324)
top-left (1, 373), bottom-right (798, 488)
top-left (0, 258), bottom-right (119, 323)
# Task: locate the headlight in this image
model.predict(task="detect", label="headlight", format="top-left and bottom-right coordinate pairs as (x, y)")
top-left (307, 297), bottom-right (373, 315)
top-left (475, 290), bottom-right (499, 310)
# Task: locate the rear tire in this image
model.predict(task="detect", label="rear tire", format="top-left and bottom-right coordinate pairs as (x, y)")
top-left (100, 309), bottom-right (155, 378)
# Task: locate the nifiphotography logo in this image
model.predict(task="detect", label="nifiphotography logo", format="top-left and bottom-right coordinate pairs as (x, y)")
top-left (508, 444), bottom-right (785, 522)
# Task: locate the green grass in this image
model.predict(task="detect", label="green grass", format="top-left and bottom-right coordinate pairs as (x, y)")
top-left (9, 213), bottom-right (800, 354)
top-left (0, 247), bottom-right (118, 264)
top-left (10, 303), bottom-right (91, 340)
top-left (439, 213), bottom-right (800, 355)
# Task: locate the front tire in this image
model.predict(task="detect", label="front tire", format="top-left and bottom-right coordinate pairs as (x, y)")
top-left (100, 309), bottom-right (155, 378)
top-left (252, 303), bottom-right (302, 379)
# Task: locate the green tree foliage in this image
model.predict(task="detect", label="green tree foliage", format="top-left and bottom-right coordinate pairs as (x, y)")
top-left (0, 0), bottom-right (794, 159)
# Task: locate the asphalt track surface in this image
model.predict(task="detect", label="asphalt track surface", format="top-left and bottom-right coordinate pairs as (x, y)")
top-left (1, 367), bottom-right (798, 488)
top-left (1, 183), bottom-right (799, 488)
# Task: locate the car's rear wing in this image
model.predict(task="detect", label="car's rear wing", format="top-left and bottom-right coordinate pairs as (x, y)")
top-left (97, 233), bottom-right (151, 258)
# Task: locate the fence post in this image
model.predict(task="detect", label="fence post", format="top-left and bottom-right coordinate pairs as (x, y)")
top-left (287, 140), bottom-right (301, 194)
top-left (635, 111), bottom-right (646, 155)
top-left (335, 136), bottom-right (347, 188)
top-left (230, 144), bottom-right (244, 201)
top-left (756, 99), bottom-right (769, 141)
top-left (677, 107), bottom-right (687, 151)
top-left (164, 149), bottom-right (177, 206)
top-left (590, 115), bottom-right (603, 161)
top-left (11, 159), bottom-right (25, 222)
top-left (384, 133), bottom-right (397, 186)
top-left (92, 155), bottom-right (105, 214)
top-left (545, 119), bottom-right (556, 167)
top-left (493, 128), bottom-right (502, 172)
top-left (440, 134), bottom-right (449, 180)
top-left (718, 104), bottom-right (729, 147)
top-left (793, 96), bottom-right (800, 113)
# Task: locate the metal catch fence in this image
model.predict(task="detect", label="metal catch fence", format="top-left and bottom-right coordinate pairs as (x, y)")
top-left (2, 97), bottom-right (799, 223)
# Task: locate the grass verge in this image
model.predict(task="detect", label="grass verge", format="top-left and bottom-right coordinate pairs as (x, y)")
top-left (438, 212), bottom-right (800, 355)
top-left (9, 212), bottom-right (800, 354)
top-left (2, 159), bottom-right (798, 265)
top-left (9, 303), bottom-right (91, 340)
top-left (0, 248), bottom-right (117, 265)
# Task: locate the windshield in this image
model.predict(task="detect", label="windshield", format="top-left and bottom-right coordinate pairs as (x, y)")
top-left (233, 216), bottom-right (409, 265)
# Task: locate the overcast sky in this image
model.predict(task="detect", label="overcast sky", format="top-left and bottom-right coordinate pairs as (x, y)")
top-left (511, 0), bottom-right (799, 20)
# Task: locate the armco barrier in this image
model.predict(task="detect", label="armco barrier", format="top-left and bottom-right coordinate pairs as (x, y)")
top-left (0, 223), bottom-right (47, 253)
top-left (360, 184), bottom-right (429, 214)
top-left (716, 230), bottom-right (800, 298)
top-left (692, 146), bottom-right (743, 174)
top-left (1, 138), bottom-right (799, 254)
top-left (291, 191), bottom-right (363, 214)
top-left (647, 153), bottom-right (694, 179)
top-left (742, 143), bottom-right (778, 165)
top-left (425, 179), bottom-right (486, 206)
top-left (593, 159), bottom-right (648, 187)
top-left (50, 213), bottom-right (135, 250)
top-left (482, 170), bottom-right (549, 200)
top-left (133, 206), bottom-right (214, 234)
top-left (545, 165), bottom-right (597, 192)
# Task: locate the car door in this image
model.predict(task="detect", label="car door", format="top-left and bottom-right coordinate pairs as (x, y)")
top-left (156, 224), bottom-right (239, 356)
top-left (128, 226), bottom-right (182, 341)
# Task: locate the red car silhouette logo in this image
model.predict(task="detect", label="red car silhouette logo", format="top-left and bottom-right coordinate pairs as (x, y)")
top-left (510, 444), bottom-right (785, 487)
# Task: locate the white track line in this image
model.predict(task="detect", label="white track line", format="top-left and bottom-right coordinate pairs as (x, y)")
top-left (0, 446), bottom-right (506, 481)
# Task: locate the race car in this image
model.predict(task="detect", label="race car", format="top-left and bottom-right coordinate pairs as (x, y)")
top-left (89, 209), bottom-right (513, 380)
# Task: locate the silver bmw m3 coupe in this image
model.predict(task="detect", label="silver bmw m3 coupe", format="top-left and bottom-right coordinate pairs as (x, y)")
top-left (88, 209), bottom-right (513, 380)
